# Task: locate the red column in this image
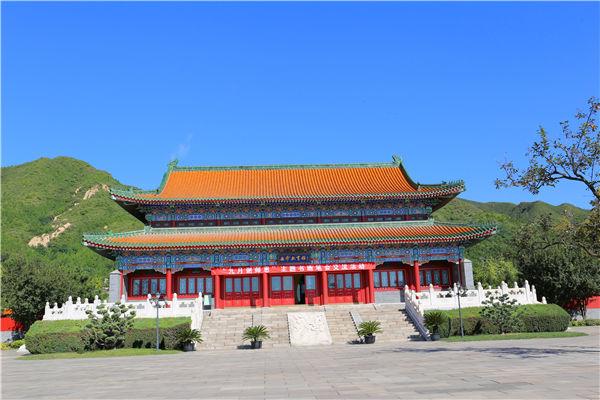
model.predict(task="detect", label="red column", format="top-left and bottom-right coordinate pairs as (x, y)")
top-left (166, 268), bottom-right (172, 300)
top-left (413, 261), bottom-right (422, 293)
top-left (262, 272), bottom-right (269, 307)
top-left (119, 271), bottom-right (124, 298)
top-left (214, 276), bottom-right (222, 309)
top-left (321, 271), bottom-right (328, 305)
top-left (458, 258), bottom-right (464, 287)
top-left (367, 269), bottom-right (375, 303)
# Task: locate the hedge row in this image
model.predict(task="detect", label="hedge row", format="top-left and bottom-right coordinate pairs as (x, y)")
top-left (432, 304), bottom-right (570, 337)
top-left (25, 317), bottom-right (191, 354)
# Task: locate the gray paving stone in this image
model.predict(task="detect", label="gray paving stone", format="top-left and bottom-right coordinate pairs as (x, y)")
top-left (1, 326), bottom-right (598, 399)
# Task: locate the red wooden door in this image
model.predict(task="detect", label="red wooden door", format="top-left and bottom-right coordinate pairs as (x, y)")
top-left (222, 276), bottom-right (263, 307)
top-left (270, 276), bottom-right (294, 306)
top-left (304, 275), bottom-right (320, 305)
top-left (328, 272), bottom-right (363, 304)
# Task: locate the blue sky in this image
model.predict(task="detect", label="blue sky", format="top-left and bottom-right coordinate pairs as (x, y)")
top-left (2, 2), bottom-right (598, 208)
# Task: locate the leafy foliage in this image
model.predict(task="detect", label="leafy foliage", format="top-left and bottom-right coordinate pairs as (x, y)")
top-left (513, 215), bottom-right (600, 317)
top-left (473, 259), bottom-right (519, 287)
top-left (480, 292), bottom-right (520, 334)
top-left (1, 257), bottom-right (100, 330)
top-left (242, 325), bottom-right (270, 342)
top-left (357, 320), bottom-right (383, 337)
top-left (496, 97), bottom-right (599, 257)
top-left (84, 303), bottom-right (136, 350)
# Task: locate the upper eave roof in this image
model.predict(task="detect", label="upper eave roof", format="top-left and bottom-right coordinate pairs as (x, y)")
top-left (83, 220), bottom-right (496, 252)
top-left (109, 156), bottom-right (465, 205)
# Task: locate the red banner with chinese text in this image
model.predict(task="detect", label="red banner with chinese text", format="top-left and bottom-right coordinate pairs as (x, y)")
top-left (211, 263), bottom-right (376, 276)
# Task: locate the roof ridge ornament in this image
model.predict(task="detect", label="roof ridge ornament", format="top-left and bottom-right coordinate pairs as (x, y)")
top-left (168, 159), bottom-right (179, 170)
top-left (391, 155), bottom-right (402, 165)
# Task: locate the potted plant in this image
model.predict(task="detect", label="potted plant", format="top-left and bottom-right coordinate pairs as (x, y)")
top-left (176, 328), bottom-right (202, 352)
top-left (424, 310), bottom-right (447, 341)
top-left (357, 320), bottom-right (382, 344)
top-left (242, 325), bottom-right (270, 349)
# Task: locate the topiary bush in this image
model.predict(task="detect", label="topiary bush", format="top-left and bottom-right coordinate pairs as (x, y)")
top-left (516, 304), bottom-right (570, 332)
top-left (436, 304), bottom-right (570, 337)
top-left (25, 320), bottom-right (87, 354)
top-left (124, 318), bottom-right (191, 350)
top-left (24, 317), bottom-right (191, 353)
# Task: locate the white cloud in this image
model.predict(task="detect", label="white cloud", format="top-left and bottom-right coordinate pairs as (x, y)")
top-left (170, 134), bottom-right (193, 161)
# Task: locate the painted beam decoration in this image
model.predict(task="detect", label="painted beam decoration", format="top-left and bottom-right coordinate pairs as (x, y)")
top-left (115, 245), bottom-right (465, 271)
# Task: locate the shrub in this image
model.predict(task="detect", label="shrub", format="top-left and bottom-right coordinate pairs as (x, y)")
top-left (437, 307), bottom-right (498, 337)
top-left (84, 303), bottom-right (136, 350)
top-left (25, 320), bottom-right (87, 354)
top-left (124, 318), bottom-right (191, 350)
top-left (480, 293), bottom-right (520, 334)
top-left (9, 339), bottom-right (24, 349)
top-left (24, 318), bottom-right (191, 353)
top-left (517, 304), bottom-right (570, 332)
top-left (436, 304), bottom-right (570, 337)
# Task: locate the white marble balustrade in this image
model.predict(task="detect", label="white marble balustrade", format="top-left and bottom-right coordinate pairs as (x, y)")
top-left (43, 293), bottom-right (204, 329)
top-left (403, 281), bottom-right (546, 339)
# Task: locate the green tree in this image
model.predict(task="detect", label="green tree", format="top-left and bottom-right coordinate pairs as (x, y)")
top-left (514, 216), bottom-right (600, 317)
top-left (473, 258), bottom-right (519, 287)
top-left (1, 257), bottom-right (98, 330)
top-left (480, 292), bottom-right (520, 334)
top-left (496, 97), bottom-right (599, 257)
top-left (84, 303), bottom-right (136, 350)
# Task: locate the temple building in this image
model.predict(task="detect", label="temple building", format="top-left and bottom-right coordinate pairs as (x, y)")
top-left (84, 156), bottom-right (496, 308)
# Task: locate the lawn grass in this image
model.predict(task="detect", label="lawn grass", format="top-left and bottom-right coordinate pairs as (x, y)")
top-left (19, 348), bottom-right (181, 360)
top-left (442, 331), bottom-right (587, 342)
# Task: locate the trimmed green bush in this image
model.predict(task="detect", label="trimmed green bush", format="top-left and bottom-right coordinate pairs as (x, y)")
top-left (516, 304), bottom-right (570, 332)
top-left (437, 304), bottom-right (570, 337)
top-left (437, 307), bottom-right (499, 337)
top-left (25, 320), bottom-right (87, 354)
top-left (25, 317), bottom-right (191, 354)
top-left (124, 318), bottom-right (191, 350)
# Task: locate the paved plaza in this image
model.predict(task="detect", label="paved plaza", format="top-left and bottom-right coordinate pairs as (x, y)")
top-left (2, 327), bottom-right (599, 399)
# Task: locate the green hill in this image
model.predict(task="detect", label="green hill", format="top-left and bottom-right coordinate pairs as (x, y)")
top-left (1, 157), bottom-right (143, 286)
top-left (1, 156), bottom-right (590, 289)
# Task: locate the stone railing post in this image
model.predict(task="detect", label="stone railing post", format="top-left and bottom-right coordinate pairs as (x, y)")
top-left (428, 284), bottom-right (435, 307)
top-left (476, 282), bottom-right (484, 304)
top-left (501, 281), bottom-right (508, 295)
top-left (531, 285), bottom-right (538, 303)
top-left (524, 280), bottom-right (531, 302)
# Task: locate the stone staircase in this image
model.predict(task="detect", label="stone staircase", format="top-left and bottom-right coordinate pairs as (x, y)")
top-left (198, 307), bottom-right (292, 350)
top-left (357, 303), bottom-right (422, 342)
top-left (198, 304), bottom-right (422, 350)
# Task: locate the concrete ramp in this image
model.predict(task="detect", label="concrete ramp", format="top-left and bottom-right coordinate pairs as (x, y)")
top-left (287, 312), bottom-right (332, 346)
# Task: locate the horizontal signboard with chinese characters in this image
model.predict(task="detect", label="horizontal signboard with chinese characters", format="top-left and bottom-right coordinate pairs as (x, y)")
top-left (277, 253), bottom-right (311, 264)
top-left (211, 263), bottom-right (376, 276)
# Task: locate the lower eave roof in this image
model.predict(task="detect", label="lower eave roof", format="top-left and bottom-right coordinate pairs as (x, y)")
top-left (83, 220), bottom-right (496, 252)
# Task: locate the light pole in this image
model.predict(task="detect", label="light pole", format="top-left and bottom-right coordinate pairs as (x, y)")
top-left (149, 293), bottom-right (167, 351)
top-left (456, 284), bottom-right (465, 339)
